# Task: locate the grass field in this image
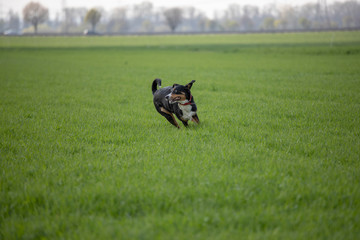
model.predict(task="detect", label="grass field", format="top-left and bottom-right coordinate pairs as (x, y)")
top-left (1, 32), bottom-right (360, 239)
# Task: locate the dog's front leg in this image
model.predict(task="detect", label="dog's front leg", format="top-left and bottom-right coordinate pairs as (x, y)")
top-left (160, 107), bottom-right (180, 128)
top-left (167, 114), bottom-right (180, 128)
top-left (181, 120), bottom-right (189, 127)
top-left (192, 114), bottom-right (200, 124)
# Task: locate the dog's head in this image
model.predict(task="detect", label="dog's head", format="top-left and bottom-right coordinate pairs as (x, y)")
top-left (166, 80), bottom-right (195, 104)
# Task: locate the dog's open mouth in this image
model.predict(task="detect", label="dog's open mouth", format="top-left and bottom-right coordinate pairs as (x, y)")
top-left (173, 96), bottom-right (181, 101)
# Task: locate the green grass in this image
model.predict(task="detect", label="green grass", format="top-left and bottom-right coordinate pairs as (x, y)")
top-left (1, 32), bottom-right (360, 239)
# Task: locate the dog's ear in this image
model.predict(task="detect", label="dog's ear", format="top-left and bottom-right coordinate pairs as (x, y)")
top-left (172, 84), bottom-right (179, 88)
top-left (186, 80), bottom-right (196, 89)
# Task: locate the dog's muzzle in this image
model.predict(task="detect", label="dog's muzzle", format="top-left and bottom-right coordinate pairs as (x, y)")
top-left (166, 93), bottom-right (172, 103)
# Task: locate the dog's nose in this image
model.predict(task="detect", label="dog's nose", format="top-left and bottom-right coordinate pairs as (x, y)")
top-left (165, 93), bottom-right (171, 99)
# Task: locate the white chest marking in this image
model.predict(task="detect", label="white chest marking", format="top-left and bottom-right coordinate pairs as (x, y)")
top-left (178, 104), bottom-right (195, 121)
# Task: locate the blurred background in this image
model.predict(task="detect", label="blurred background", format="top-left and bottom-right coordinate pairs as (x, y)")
top-left (1, 0), bottom-right (359, 35)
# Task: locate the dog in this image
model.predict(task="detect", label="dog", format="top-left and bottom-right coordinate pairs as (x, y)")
top-left (152, 78), bottom-right (200, 128)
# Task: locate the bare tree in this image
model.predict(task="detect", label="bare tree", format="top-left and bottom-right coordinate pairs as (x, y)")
top-left (8, 10), bottom-right (20, 32)
top-left (23, 2), bottom-right (49, 33)
top-left (277, 5), bottom-right (298, 30)
top-left (85, 8), bottom-right (101, 32)
top-left (62, 7), bottom-right (86, 33)
top-left (183, 7), bottom-right (199, 31)
top-left (133, 2), bottom-right (153, 20)
top-left (163, 8), bottom-right (183, 32)
top-left (340, 1), bottom-right (360, 27)
top-left (263, 17), bottom-right (275, 30)
top-left (131, 2), bottom-right (153, 31)
top-left (299, 17), bottom-right (312, 29)
top-left (262, 3), bottom-right (279, 18)
top-left (241, 5), bottom-right (259, 30)
top-left (226, 4), bottom-right (241, 20)
top-left (223, 4), bottom-right (241, 31)
top-left (107, 7), bottom-right (128, 33)
top-left (0, 19), bottom-right (5, 33)
top-left (321, 0), bottom-right (331, 28)
top-left (241, 16), bottom-right (254, 31)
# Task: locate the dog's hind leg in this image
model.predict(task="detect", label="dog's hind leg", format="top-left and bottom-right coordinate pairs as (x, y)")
top-left (159, 107), bottom-right (180, 128)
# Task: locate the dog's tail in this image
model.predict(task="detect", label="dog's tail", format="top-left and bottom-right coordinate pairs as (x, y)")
top-left (152, 78), bottom-right (162, 95)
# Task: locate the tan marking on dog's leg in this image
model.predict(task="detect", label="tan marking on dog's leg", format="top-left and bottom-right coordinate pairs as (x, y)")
top-left (160, 107), bottom-right (171, 115)
top-left (160, 107), bottom-right (180, 128)
top-left (172, 116), bottom-right (180, 128)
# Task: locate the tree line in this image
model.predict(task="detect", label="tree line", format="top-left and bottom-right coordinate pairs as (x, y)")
top-left (2, 1), bottom-right (360, 35)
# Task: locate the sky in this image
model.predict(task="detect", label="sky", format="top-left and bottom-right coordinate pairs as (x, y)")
top-left (0, 0), bottom-right (349, 19)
